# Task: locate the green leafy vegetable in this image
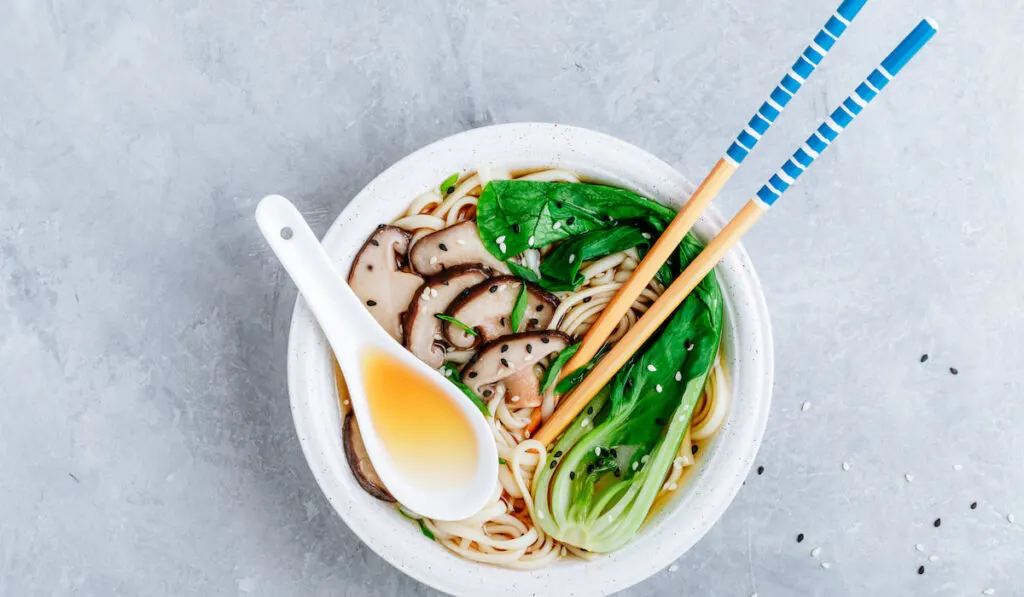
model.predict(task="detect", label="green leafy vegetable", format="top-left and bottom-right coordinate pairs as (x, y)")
top-left (531, 233), bottom-right (724, 554)
top-left (441, 362), bottom-right (490, 417)
top-left (397, 509), bottom-right (436, 541)
top-left (554, 344), bottom-right (610, 396)
top-left (538, 227), bottom-right (652, 291)
top-left (439, 172), bottom-right (460, 196)
top-left (540, 342), bottom-right (581, 392)
top-left (499, 457), bottom-right (507, 465)
top-left (506, 260), bottom-right (541, 284)
top-left (509, 281), bottom-right (528, 333)
top-left (435, 314), bottom-right (478, 337)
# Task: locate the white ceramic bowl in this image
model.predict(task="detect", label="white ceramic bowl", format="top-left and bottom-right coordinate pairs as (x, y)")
top-left (287, 123), bottom-right (773, 596)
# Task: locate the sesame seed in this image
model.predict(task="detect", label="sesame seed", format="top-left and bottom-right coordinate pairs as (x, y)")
top-left (667, 564), bottom-right (679, 573)
top-left (536, 304), bottom-right (544, 312)
top-left (801, 401), bottom-right (811, 412)
top-left (757, 466), bottom-right (764, 475)
top-left (581, 418), bottom-right (590, 427)
top-left (554, 451), bottom-right (562, 457)
top-left (820, 562), bottom-right (831, 570)
top-left (369, 239), bottom-right (379, 246)
top-left (569, 254), bottom-right (576, 264)
top-left (566, 216), bottom-right (576, 225)
top-left (647, 364), bottom-right (657, 372)
top-left (444, 368), bottom-right (453, 377)
top-left (915, 543), bottom-right (925, 552)
top-left (456, 239), bottom-right (466, 245)
top-left (489, 285), bottom-right (498, 293)
top-left (483, 389), bottom-right (492, 397)
top-left (797, 533), bottom-right (804, 543)
top-left (684, 339), bottom-right (694, 351)
top-left (587, 464), bottom-right (594, 474)
top-left (439, 243), bottom-right (448, 251)
top-left (615, 469), bottom-right (622, 478)
top-left (528, 236), bottom-right (535, 246)
top-left (934, 518), bottom-right (941, 527)
top-left (594, 447), bottom-right (602, 456)
top-left (1008, 513), bottom-right (1016, 524)
top-left (510, 395), bottom-right (520, 402)
top-left (582, 296), bottom-right (591, 303)
top-left (905, 474), bottom-right (914, 483)
top-left (501, 344), bottom-right (509, 353)
top-left (918, 565), bottom-right (925, 575)
top-left (691, 445), bottom-right (698, 455)
top-left (500, 358), bottom-right (509, 367)
top-left (550, 460), bottom-right (557, 469)
top-left (569, 471), bottom-right (576, 480)
top-left (642, 232), bottom-right (651, 239)
top-left (810, 547), bottom-right (821, 558)
top-left (842, 462), bottom-right (851, 471)
top-left (587, 406), bottom-right (593, 415)
top-left (495, 236), bottom-right (506, 244)
top-left (499, 243), bottom-right (507, 253)
top-left (468, 372), bottom-right (477, 378)
top-left (953, 464), bottom-right (963, 471)
top-left (920, 353), bottom-right (929, 363)
top-left (983, 589), bottom-right (996, 595)
top-left (949, 367), bottom-right (959, 375)
top-left (553, 222), bottom-right (562, 230)
top-left (512, 223), bottom-right (521, 234)
top-left (524, 430), bottom-right (530, 438)
top-left (929, 555), bottom-right (938, 562)
top-left (970, 502), bottom-right (978, 510)
top-left (430, 288), bottom-right (438, 297)
top-left (656, 384), bottom-right (663, 393)
top-left (641, 455), bottom-right (650, 463)
top-left (632, 461), bottom-right (639, 470)
top-left (541, 336), bottom-right (550, 344)
top-left (526, 344), bottom-right (533, 353)
top-left (366, 300), bottom-right (377, 306)
top-left (429, 256), bottom-right (438, 265)
top-left (675, 371), bottom-right (682, 381)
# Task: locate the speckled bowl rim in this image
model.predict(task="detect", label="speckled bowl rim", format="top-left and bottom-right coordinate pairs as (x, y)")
top-left (286, 123), bottom-right (774, 597)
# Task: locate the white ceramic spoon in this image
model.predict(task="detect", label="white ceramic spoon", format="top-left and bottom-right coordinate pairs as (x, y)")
top-left (256, 194), bottom-right (497, 521)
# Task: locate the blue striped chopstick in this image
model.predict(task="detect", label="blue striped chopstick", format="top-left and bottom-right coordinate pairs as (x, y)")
top-left (752, 17), bottom-right (939, 209)
top-left (725, 0), bottom-right (869, 166)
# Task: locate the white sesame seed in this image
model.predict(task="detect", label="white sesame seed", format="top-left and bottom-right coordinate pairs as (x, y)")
top-left (905, 474), bottom-right (914, 483)
top-left (569, 254), bottom-right (575, 264)
top-left (641, 454), bottom-right (650, 463)
top-left (820, 562), bottom-right (831, 570)
top-left (528, 235), bottom-right (535, 246)
top-left (810, 547), bottom-right (821, 558)
top-left (642, 232), bottom-right (651, 239)
top-left (983, 589), bottom-right (995, 596)
top-left (524, 430), bottom-right (530, 438)
top-left (667, 564), bottom-right (679, 573)
top-left (581, 418), bottom-right (590, 428)
top-left (511, 395), bottom-right (520, 402)
top-left (656, 384), bottom-right (663, 393)
top-left (553, 221), bottom-right (562, 230)
top-left (443, 368), bottom-right (452, 377)
top-left (801, 401), bottom-right (811, 412)
top-left (595, 447), bottom-right (601, 456)
top-left (430, 288), bottom-right (438, 297)
top-left (429, 256), bottom-right (438, 265)
top-left (456, 239), bottom-right (466, 245)
top-left (495, 236), bottom-right (506, 244)
top-left (675, 371), bottom-right (682, 381)
top-left (632, 461), bottom-right (639, 470)
top-left (647, 364), bottom-right (657, 372)
top-left (915, 543), bottom-right (925, 552)
top-left (523, 354), bottom-right (533, 362)
top-left (928, 555), bottom-right (938, 562)
top-left (842, 461), bottom-right (850, 471)
top-left (667, 482), bottom-right (678, 491)
top-left (1008, 513), bottom-right (1016, 524)
top-left (952, 463), bottom-right (963, 471)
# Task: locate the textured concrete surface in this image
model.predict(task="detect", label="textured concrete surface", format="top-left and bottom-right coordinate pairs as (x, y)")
top-left (2, 0), bottom-right (1022, 595)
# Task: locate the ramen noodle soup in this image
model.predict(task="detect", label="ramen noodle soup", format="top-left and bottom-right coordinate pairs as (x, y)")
top-left (339, 167), bottom-right (728, 568)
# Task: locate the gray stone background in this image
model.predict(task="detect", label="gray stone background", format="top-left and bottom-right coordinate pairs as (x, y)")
top-left (2, 0), bottom-right (1021, 595)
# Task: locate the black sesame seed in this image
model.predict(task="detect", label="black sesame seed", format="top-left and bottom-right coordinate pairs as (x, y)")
top-left (483, 389), bottom-right (492, 397)
top-left (920, 353), bottom-right (929, 363)
top-left (526, 344), bottom-right (533, 353)
top-left (797, 533), bottom-right (805, 543)
top-left (556, 201), bottom-right (564, 209)
top-left (367, 264), bottom-right (374, 271)
top-left (691, 445), bottom-right (699, 455)
top-left (569, 471), bottom-right (576, 480)
top-left (489, 285), bottom-right (498, 293)
top-left (554, 451), bottom-right (563, 458)
top-left (583, 297), bottom-right (592, 303)
top-left (949, 367), bottom-right (959, 375)
top-left (550, 460), bottom-right (557, 469)
top-left (536, 304), bottom-right (544, 312)
top-left (376, 223), bottom-right (386, 229)
top-left (500, 358), bottom-right (510, 367)
top-left (934, 518), bottom-right (941, 527)
top-left (971, 502), bottom-right (978, 510)
top-left (587, 464), bottom-right (594, 474)
top-left (685, 339), bottom-right (694, 351)
top-left (918, 565), bottom-right (925, 575)
top-left (512, 223), bottom-right (521, 234)
top-left (529, 318), bottom-right (539, 326)
top-left (500, 317), bottom-right (507, 326)
top-left (439, 243), bottom-right (448, 251)
top-left (757, 466), bottom-right (765, 475)
top-left (366, 300), bottom-right (377, 306)
top-left (614, 469), bottom-right (621, 478)
top-left (566, 216), bottom-right (576, 225)
top-left (587, 406), bottom-right (594, 415)
top-left (446, 185), bottom-right (455, 194)
top-left (468, 371), bottom-right (478, 378)
top-left (501, 344), bottom-right (509, 353)
top-left (541, 336), bottom-right (550, 344)
top-left (443, 280), bottom-right (449, 286)
top-left (369, 239), bottom-right (380, 246)
top-left (610, 449), bottom-right (617, 458)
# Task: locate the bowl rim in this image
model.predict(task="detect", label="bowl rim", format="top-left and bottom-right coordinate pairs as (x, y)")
top-left (286, 122), bottom-right (774, 597)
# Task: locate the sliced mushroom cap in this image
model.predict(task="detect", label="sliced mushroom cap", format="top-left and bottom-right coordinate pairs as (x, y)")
top-left (504, 369), bottom-right (544, 408)
top-left (461, 331), bottom-right (572, 403)
top-left (402, 265), bottom-right (490, 369)
top-left (343, 412), bottom-right (395, 502)
top-left (408, 221), bottom-right (509, 276)
top-left (348, 225), bottom-right (424, 341)
top-left (444, 276), bottom-right (559, 349)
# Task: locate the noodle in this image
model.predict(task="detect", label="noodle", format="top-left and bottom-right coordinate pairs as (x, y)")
top-left (382, 168), bottom-right (729, 568)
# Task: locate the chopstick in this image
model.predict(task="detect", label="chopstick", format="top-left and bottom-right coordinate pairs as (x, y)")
top-left (536, 18), bottom-right (939, 446)
top-left (556, 0), bottom-right (869, 383)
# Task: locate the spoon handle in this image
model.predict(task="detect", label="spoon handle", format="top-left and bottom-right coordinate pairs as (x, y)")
top-left (255, 195), bottom-right (366, 360)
